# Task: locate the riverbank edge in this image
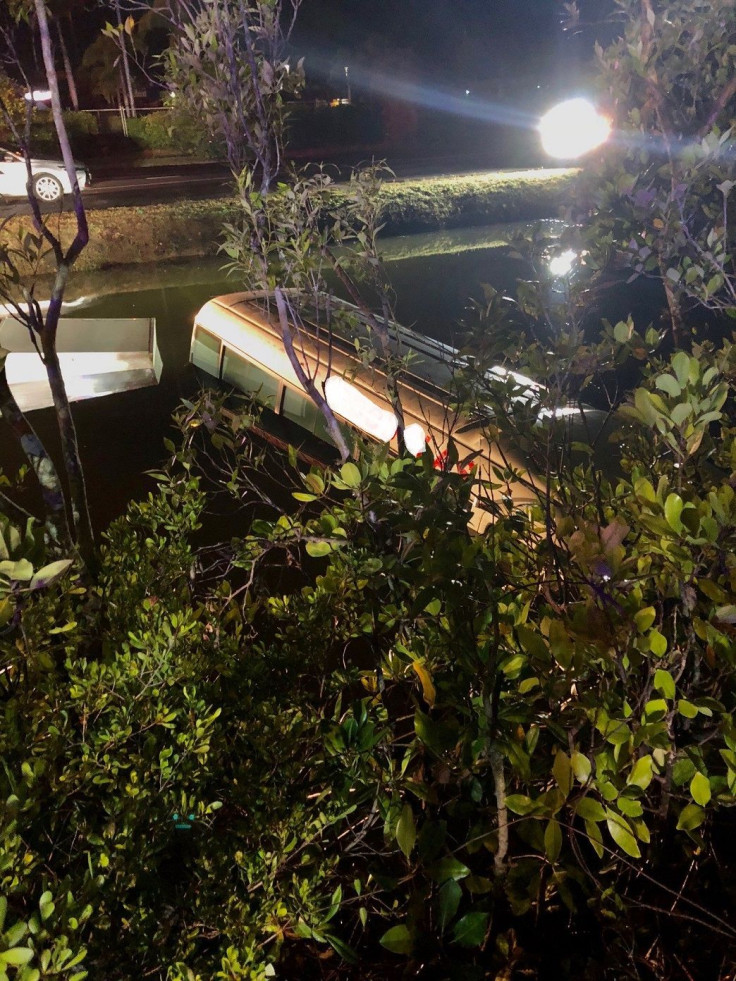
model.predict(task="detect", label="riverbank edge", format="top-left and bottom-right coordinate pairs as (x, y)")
top-left (3, 168), bottom-right (578, 275)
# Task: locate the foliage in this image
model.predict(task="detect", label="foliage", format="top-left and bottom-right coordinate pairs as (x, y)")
top-left (125, 108), bottom-right (222, 157)
top-left (573, 0), bottom-right (736, 344)
top-left (0, 72), bottom-right (25, 145)
top-left (79, 33), bottom-right (122, 107)
top-left (162, 0), bottom-right (304, 185)
top-left (1, 347), bottom-right (736, 977)
top-left (0, 0), bottom-right (94, 570)
top-left (0, 1), bottom-right (735, 979)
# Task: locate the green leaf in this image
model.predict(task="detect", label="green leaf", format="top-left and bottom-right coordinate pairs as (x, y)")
top-left (39, 891), bottom-right (55, 922)
top-left (437, 879), bottom-right (462, 933)
top-left (715, 605), bottom-right (736, 624)
top-left (634, 606), bottom-right (656, 632)
top-left (516, 625), bottom-right (549, 661)
top-left (0, 948), bottom-right (34, 966)
top-left (339, 462), bottom-right (362, 488)
top-left (571, 751), bottom-right (591, 784)
top-left (428, 857), bottom-right (470, 883)
top-left (643, 698), bottom-right (668, 721)
top-left (628, 755), bottom-right (653, 790)
top-left (379, 924), bottom-right (412, 955)
top-left (544, 819), bottom-right (563, 863)
top-left (396, 804), bottom-right (416, 859)
top-left (617, 797), bottom-right (643, 818)
top-left (575, 797), bottom-right (606, 823)
top-left (655, 374), bottom-right (681, 397)
top-left (672, 351), bottom-right (690, 385)
top-left (677, 699), bottom-right (698, 719)
top-left (29, 559), bottom-right (73, 591)
top-left (663, 494), bottom-right (684, 532)
top-left (305, 541), bottom-right (332, 558)
top-left (653, 669), bottom-right (675, 699)
top-left (414, 711), bottom-right (458, 754)
top-left (303, 471), bottom-right (325, 495)
top-left (585, 819), bottom-right (604, 858)
top-left (676, 803), bottom-right (705, 831)
top-left (325, 932), bottom-right (358, 964)
top-left (505, 794), bottom-right (537, 816)
top-left (606, 811), bottom-right (641, 858)
top-left (690, 771), bottom-right (711, 807)
top-left (648, 629), bottom-right (667, 657)
top-left (411, 661), bottom-right (436, 708)
top-left (452, 911), bottom-right (490, 948)
top-left (552, 750), bottom-right (573, 797)
top-left (0, 559), bottom-right (33, 582)
top-left (519, 676), bottom-right (540, 695)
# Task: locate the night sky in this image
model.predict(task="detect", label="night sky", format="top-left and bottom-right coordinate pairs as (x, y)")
top-left (292, 0), bottom-right (615, 93)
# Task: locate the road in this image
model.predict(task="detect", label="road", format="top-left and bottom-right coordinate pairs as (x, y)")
top-left (0, 153), bottom-right (545, 218)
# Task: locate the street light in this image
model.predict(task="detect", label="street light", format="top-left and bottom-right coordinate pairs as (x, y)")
top-left (539, 97), bottom-right (611, 159)
top-left (344, 65), bottom-right (351, 103)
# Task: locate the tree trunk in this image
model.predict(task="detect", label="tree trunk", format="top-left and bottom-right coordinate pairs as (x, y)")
top-left (274, 288), bottom-right (351, 460)
top-left (114, 0), bottom-right (136, 118)
top-left (0, 361), bottom-right (72, 551)
top-left (659, 254), bottom-right (686, 347)
top-left (56, 17), bottom-right (79, 111)
top-left (39, 330), bottom-right (96, 569)
top-left (33, 0), bottom-right (96, 574)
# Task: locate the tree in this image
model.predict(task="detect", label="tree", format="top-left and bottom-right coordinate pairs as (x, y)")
top-left (163, 0), bottom-right (412, 462)
top-left (0, 0), bottom-right (94, 569)
top-left (160, 0), bottom-right (302, 188)
top-left (573, 0), bottom-right (736, 345)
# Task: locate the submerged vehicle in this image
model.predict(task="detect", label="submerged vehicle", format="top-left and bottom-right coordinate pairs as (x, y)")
top-left (190, 292), bottom-right (613, 526)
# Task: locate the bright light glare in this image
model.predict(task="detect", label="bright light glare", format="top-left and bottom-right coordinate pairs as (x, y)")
top-left (548, 249), bottom-right (578, 277)
top-left (324, 375), bottom-right (398, 443)
top-left (403, 423), bottom-right (427, 456)
top-left (24, 89), bottom-right (52, 102)
top-left (539, 98), bottom-right (610, 159)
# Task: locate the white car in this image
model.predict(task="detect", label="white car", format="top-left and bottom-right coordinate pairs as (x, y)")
top-left (0, 147), bottom-right (89, 202)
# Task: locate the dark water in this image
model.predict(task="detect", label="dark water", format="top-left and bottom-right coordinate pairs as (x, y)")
top-left (3, 221), bottom-right (648, 531)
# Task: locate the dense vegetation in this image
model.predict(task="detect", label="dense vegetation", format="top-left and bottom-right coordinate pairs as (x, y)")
top-left (1, 0), bottom-right (736, 979)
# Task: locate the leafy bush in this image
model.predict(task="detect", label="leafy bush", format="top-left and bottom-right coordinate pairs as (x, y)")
top-left (126, 109), bottom-right (224, 159)
top-left (2, 350), bottom-right (735, 978)
top-left (61, 113), bottom-right (98, 140)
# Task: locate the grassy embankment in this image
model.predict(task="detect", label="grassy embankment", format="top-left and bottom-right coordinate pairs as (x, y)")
top-left (3, 168), bottom-right (578, 275)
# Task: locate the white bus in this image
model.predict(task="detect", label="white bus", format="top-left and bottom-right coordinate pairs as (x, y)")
top-left (190, 291), bottom-right (612, 525)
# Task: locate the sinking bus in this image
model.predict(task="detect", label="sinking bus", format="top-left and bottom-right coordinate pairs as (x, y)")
top-left (190, 291), bottom-right (612, 526)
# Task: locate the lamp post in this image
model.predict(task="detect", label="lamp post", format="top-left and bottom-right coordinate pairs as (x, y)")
top-left (344, 65), bottom-right (351, 103)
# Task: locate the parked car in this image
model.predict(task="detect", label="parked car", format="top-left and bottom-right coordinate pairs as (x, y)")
top-left (0, 147), bottom-right (89, 202)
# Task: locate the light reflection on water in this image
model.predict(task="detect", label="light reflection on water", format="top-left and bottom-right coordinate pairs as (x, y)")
top-left (16, 222), bottom-right (545, 529)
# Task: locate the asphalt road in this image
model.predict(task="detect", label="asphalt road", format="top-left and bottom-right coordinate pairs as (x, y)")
top-left (0, 153), bottom-right (547, 218)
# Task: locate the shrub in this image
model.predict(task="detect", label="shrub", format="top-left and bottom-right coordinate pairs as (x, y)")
top-left (126, 109), bottom-right (224, 158)
top-left (3, 353), bottom-right (735, 978)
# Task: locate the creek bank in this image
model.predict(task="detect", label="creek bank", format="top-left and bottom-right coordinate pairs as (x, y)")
top-left (2, 168), bottom-right (578, 275)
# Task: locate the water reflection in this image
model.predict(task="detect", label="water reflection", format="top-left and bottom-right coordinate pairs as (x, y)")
top-left (13, 221), bottom-right (554, 529)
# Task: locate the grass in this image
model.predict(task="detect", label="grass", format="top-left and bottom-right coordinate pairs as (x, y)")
top-left (1, 168), bottom-right (579, 275)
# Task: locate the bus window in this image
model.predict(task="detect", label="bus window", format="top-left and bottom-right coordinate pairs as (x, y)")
top-left (222, 349), bottom-right (280, 405)
top-left (283, 386), bottom-right (320, 430)
top-left (191, 327), bottom-right (222, 377)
